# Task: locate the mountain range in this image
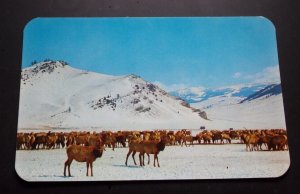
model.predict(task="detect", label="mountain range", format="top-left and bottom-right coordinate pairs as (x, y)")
top-left (170, 83), bottom-right (282, 110)
top-left (18, 60), bottom-right (286, 130)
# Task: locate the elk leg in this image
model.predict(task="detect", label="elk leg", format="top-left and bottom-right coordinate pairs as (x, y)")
top-left (90, 162), bottom-right (93, 176)
top-left (64, 158), bottom-right (73, 177)
top-left (125, 150), bottom-right (132, 166)
top-left (86, 162), bottom-right (89, 176)
top-left (153, 154), bottom-right (156, 167)
top-left (142, 153), bottom-right (145, 166)
top-left (157, 155), bottom-right (160, 167)
top-left (147, 153), bottom-right (150, 165)
top-left (139, 153), bottom-right (143, 166)
top-left (64, 160), bottom-right (68, 177)
top-left (138, 153), bottom-right (141, 166)
top-left (132, 151), bottom-right (137, 165)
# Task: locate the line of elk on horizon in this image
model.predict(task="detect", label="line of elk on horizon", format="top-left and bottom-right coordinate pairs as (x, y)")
top-left (16, 128), bottom-right (289, 152)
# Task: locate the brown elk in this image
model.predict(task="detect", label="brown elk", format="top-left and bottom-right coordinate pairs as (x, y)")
top-left (268, 135), bottom-right (287, 151)
top-left (56, 132), bottom-right (66, 148)
top-left (64, 139), bottom-right (104, 177)
top-left (125, 139), bottom-right (149, 166)
top-left (257, 135), bottom-right (272, 150)
top-left (229, 130), bottom-right (240, 140)
top-left (221, 133), bottom-right (231, 144)
top-left (244, 134), bottom-right (259, 151)
top-left (166, 134), bottom-right (176, 145)
top-left (181, 135), bottom-right (194, 146)
top-left (139, 137), bottom-right (167, 167)
top-left (102, 132), bottom-right (117, 150)
top-left (115, 134), bottom-right (126, 148)
top-left (75, 135), bottom-right (89, 146)
top-left (66, 133), bottom-right (75, 147)
top-left (46, 134), bottom-right (58, 149)
top-left (31, 132), bottom-right (47, 149)
top-left (16, 133), bottom-right (32, 150)
top-left (212, 131), bottom-right (222, 144)
top-left (202, 133), bottom-right (212, 144)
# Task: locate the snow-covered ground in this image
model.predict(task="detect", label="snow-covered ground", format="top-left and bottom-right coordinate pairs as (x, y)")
top-left (15, 143), bottom-right (290, 181)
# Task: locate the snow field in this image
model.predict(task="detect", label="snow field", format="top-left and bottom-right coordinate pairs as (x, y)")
top-left (15, 143), bottom-right (290, 181)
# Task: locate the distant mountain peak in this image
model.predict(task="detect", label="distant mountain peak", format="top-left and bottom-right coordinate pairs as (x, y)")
top-left (126, 74), bottom-right (141, 79)
top-left (240, 84), bottom-right (282, 103)
top-left (169, 82), bottom-right (282, 110)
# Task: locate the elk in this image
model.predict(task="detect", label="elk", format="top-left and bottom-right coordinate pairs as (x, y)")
top-left (64, 139), bottom-right (104, 177)
top-left (212, 131), bottom-right (222, 144)
top-left (139, 136), bottom-right (167, 167)
top-left (56, 132), bottom-right (66, 148)
top-left (31, 132), bottom-right (47, 149)
top-left (102, 132), bottom-right (116, 150)
top-left (244, 134), bottom-right (259, 151)
top-left (268, 135), bottom-right (287, 151)
top-left (221, 133), bottom-right (231, 144)
top-left (257, 135), bottom-right (272, 150)
top-left (125, 139), bottom-right (149, 166)
top-left (181, 135), bottom-right (194, 147)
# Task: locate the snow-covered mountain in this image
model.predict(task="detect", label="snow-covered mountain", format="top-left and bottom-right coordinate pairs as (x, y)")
top-left (18, 61), bottom-right (208, 130)
top-left (203, 94), bottom-right (286, 129)
top-left (170, 84), bottom-right (266, 103)
top-left (170, 83), bottom-right (281, 110)
top-left (240, 84), bottom-right (282, 103)
top-left (169, 81), bottom-right (286, 129)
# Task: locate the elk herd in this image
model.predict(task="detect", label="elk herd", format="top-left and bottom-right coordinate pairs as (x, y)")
top-left (16, 128), bottom-right (288, 176)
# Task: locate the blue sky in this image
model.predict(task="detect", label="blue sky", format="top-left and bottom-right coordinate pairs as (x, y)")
top-left (22, 17), bottom-right (280, 89)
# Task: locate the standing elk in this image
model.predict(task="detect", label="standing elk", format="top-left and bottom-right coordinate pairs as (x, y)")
top-left (268, 135), bottom-right (288, 151)
top-left (64, 139), bottom-right (104, 177)
top-left (221, 133), bottom-right (231, 144)
top-left (181, 135), bottom-right (194, 147)
top-left (244, 134), bottom-right (259, 151)
top-left (125, 139), bottom-right (149, 166)
top-left (139, 136), bottom-right (167, 167)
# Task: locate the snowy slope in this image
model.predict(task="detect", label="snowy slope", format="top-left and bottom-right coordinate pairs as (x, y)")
top-left (203, 94), bottom-right (286, 129)
top-left (170, 82), bottom-right (286, 129)
top-left (18, 61), bottom-right (208, 130)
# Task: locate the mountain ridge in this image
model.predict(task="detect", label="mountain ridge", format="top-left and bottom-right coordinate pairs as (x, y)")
top-left (240, 84), bottom-right (282, 103)
top-left (170, 82), bottom-right (282, 110)
top-left (19, 61), bottom-right (208, 130)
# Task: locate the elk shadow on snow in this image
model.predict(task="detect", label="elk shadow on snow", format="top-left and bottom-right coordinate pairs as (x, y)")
top-left (34, 175), bottom-right (73, 178)
top-left (112, 164), bottom-right (142, 168)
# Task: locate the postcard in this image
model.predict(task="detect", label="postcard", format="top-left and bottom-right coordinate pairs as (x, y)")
top-left (15, 17), bottom-right (290, 181)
